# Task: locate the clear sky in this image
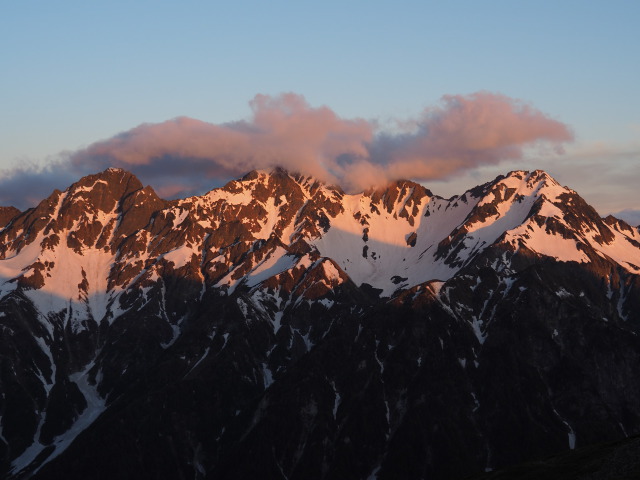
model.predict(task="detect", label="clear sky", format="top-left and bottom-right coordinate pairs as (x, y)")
top-left (1, 1), bottom-right (639, 221)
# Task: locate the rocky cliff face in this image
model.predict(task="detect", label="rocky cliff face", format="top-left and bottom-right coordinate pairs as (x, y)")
top-left (0, 167), bottom-right (639, 479)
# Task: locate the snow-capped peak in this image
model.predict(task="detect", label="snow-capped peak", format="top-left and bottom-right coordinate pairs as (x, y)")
top-left (0, 168), bottom-right (638, 312)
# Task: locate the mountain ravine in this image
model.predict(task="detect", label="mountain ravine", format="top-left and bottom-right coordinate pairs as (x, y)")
top-left (0, 167), bottom-right (639, 479)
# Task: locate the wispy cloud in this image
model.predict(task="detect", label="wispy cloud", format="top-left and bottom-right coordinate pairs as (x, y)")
top-left (0, 92), bottom-right (573, 209)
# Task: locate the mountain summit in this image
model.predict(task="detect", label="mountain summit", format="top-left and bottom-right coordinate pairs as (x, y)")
top-left (1, 168), bottom-right (639, 479)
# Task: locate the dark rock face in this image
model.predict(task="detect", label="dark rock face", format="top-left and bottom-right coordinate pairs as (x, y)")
top-left (0, 168), bottom-right (639, 479)
top-left (0, 207), bottom-right (20, 229)
top-left (468, 434), bottom-right (640, 480)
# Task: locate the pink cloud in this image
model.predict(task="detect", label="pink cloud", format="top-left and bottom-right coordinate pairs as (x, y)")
top-left (0, 92), bottom-right (574, 208)
top-left (369, 92), bottom-right (573, 186)
top-left (72, 93), bottom-right (373, 186)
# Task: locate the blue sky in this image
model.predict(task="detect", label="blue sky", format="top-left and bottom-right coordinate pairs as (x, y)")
top-left (1, 1), bottom-right (639, 219)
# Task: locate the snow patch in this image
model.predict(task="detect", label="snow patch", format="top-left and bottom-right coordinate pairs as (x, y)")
top-left (163, 245), bottom-right (196, 269)
top-left (273, 311), bottom-right (284, 333)
top-left (246, 247), bottom-right (297, 287)
top-left (471, 317), bottom-right (486, 344)
top-left (262, 363), bottom-right (274, 388)
top-left (11, 364), bottom-right (107, 476)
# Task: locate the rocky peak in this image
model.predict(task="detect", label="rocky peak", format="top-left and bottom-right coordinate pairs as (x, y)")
top-left (229, 168), bottom-right (342, 203)
top-left (365, 180), bottom-right (430, 208)
top-left (357, 180), bottom-right (431, 228)
top-left (0, 169), bottom-right (150, 257)
top-left (51, 170), bottom-right (150, 252)
top-left (65, 168), bottom-right (144, 212)
top-left (220, 169), bottom-right (302, 199)
top-left (604, 215), bottom-right (637, 236)
top-left (432, 169), bottom-right (624, 272)
top-left (0, 190), bottom-right (64, 257)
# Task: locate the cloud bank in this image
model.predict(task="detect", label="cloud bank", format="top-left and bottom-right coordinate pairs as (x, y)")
top-left (0, 92), bottom-right (573, 209)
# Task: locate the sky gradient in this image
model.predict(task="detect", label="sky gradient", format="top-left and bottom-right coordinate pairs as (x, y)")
top-left (2, 1), bottom-right (639, 222)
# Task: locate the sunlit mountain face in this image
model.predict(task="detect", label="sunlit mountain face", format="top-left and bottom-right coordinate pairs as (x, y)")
top-left (1, 167), bottom-right (639, 479)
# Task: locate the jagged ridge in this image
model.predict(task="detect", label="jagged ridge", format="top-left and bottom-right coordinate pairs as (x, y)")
top-left (0, 167), bottom-right (639, 479)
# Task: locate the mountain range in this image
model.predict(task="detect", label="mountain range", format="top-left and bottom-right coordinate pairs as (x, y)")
top-left (1, 167), bottom-right (639, 479)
